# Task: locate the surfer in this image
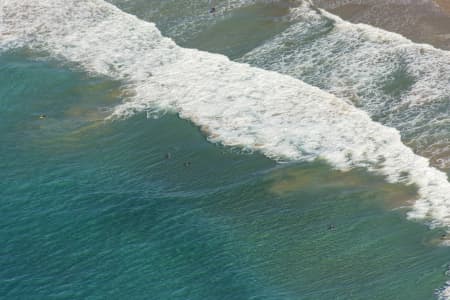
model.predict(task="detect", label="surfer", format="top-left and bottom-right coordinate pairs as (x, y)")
top-left (39, 114), bottom-right (46, 119)
top-left (209, 7), bottom-right (216, 13)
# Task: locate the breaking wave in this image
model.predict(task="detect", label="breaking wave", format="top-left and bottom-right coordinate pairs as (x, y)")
top-left (1, 0), bottom-right (449, 229)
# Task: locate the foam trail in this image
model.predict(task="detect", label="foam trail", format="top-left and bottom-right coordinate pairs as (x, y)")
top-left (439, 283), bottom-right (450, 300)
top-left (241, 1), bottom-right (450, 170)
top-left (1, 0), bottom-right (450, 227)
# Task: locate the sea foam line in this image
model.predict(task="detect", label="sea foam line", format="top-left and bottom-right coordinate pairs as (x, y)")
top-left (1, 0), bottom-right (449, 227)
top-left (241, 0), bottom-right (450, 170)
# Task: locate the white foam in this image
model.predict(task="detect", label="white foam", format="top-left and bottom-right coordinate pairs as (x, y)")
top-left (438, 276), bottom-right (450, 300)
top-left (1, 0), bottom-right (450, 228)
top-left (241, 0), bottom-right (450, 170)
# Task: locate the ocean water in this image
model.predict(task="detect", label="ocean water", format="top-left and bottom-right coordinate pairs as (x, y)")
top-left (1, 0), bottom-right (450, 299)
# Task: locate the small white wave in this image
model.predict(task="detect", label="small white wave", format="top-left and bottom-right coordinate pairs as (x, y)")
top-left (438, 279), bottom-right (450, 300)
top-left (1, 0), bottom-right (450, 227)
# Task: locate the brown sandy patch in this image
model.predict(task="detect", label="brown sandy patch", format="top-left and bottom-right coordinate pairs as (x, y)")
top-left (328, 3), bottom-right (370, 19)
top-left (422, 144), bottom-right (450, 171)
top-left (269, 165), bottom-right (418, 210)
top-left (435, 0), bottom-right (450, 14)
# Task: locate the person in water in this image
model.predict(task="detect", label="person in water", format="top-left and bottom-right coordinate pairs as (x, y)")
top-left (209, 7), bottom-right (216, 13)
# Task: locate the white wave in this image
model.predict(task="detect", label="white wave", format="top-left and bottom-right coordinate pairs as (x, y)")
top-left (438, 272), bottom-right (450, 300)
top-left (241, 0), bottom-right (450, 169)
top-left (1, 0), bottom-right (450, 227)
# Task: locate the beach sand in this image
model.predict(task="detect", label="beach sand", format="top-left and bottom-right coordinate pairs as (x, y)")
top-left (313, 0), bottom-right (450, 50)
top-left (436, 0), bottom-right (450, 13)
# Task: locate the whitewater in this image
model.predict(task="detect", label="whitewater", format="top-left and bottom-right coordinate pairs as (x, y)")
top-left (1, 0), bottom-right (449, 233)
top-left (242, 1), bottom-right (450, 170)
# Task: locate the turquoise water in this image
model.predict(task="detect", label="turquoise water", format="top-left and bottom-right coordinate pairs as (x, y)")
top-left (1, 1), bottom-right (450, 299)
top-left (1, 51), bottom-right (449, 300)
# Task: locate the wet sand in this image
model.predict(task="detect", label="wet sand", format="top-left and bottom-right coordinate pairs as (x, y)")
top-left (436, 0), bottom-right (450, 13)
top-left (313, 0), bottom-right (450, 50)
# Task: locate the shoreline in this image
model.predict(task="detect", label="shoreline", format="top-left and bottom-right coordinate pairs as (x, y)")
top-left (313, 0), bottom-right (450, 50)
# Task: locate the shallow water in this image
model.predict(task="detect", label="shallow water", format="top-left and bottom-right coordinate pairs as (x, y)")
top-left (1, 1), bottom-right (450, 299)
top-left (313, 0), bottom-right (450, 50)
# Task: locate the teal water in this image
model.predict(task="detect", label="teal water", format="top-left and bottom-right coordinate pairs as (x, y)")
top-left (1, 51), bottom-right (450, 299)
top-left (1, 1), bottom-right (450, 299)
